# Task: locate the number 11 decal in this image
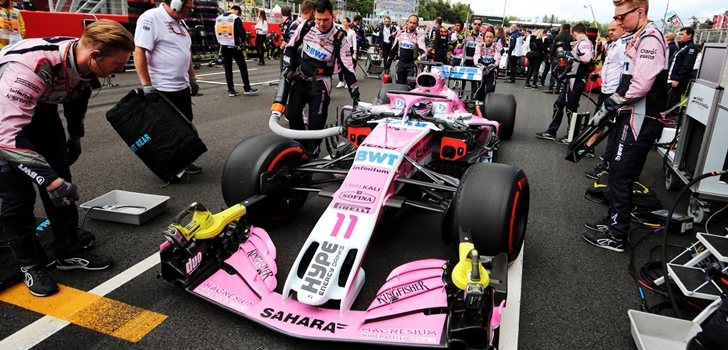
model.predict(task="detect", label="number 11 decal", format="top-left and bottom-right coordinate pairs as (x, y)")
top-left (331, 213), bottom-right (358, 239)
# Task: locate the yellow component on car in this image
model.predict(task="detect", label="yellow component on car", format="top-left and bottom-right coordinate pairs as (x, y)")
top-left (172, 203), bottom-right (246, 241)
top-left (451, 242), bottom-right (489, 290)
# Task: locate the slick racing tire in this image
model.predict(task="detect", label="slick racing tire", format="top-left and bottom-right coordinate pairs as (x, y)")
top-left (221, 134), bottom-right (309, 222)
top-left (451, 163), bottom-right (529, 262)
top-left (376, 83), bottom-right (411, 104)
top-left (484, 93), bottom-right (516, 140)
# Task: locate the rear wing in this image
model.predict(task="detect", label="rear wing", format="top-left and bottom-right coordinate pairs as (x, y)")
top-left (432, 65), bottom-right (482, 82)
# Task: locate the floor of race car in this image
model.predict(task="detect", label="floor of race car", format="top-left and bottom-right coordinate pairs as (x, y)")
top-left (1, 64), bottom-right (726, 350)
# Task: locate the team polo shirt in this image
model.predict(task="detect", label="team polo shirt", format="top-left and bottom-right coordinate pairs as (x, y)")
top-left (134, 5), bottom-right (191, 92)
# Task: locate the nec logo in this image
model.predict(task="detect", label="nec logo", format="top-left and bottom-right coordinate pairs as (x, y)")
top-left (355, 150), bottom-right (398, 166)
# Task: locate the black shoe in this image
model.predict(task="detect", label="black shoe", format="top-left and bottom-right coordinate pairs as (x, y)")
top-left (21, 264), bottom-right (59, 297)
top-left (583, 229), bottom-right (625, 252)
top-left (243, 88), bottom-right (259, 95)
top-left (79, 229), bottom-right (96, 249)
top-left (185, 163), bottom-right (203, 175)
top-left (535, 131), bottom-right (556, 140)
top-left (56, 251), bottom-right (113, 270)
top-left (585, 163), bottom-right (609, 180)
top-left (553, 136), bottom-right (569, 145)
top-left (228, 90), bottom-right (240, 97)
top-left (525, 83), bottom-right (532, 89)
top-left (584, 216), bottom-right (610, 232)
top-left (578, 149), bottom-right (596, 158)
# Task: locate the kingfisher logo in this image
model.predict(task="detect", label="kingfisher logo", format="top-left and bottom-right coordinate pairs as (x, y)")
top-left (260, 308), bottom-right (347, 334)
top-left (355, 150), bottom-right (398, 166)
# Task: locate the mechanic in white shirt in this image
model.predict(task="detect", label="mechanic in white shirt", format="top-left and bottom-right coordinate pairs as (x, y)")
top-left (134, 0), bottom-right (202, 174)
top-left (254, 9), bottom-right (268, 65)
top-left (337, 16), bottom-right (358, 89)
top-left (597, 21), bottom-right (627, 108)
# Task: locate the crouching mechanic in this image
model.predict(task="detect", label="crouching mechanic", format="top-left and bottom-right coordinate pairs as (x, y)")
top-left (271, 0), bottom-right (359, 158)
top-left (383, 15), bottom-right (427, 86)
top-left (582, 0), bottom-right (668, 252)
top-left (474, 26), bottom-right (501, 101)
top-left (0, 20), bottom-right (134, 296)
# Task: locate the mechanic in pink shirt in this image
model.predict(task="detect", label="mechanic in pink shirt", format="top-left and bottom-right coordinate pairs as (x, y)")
top-left (583, 0), bottom-right (668, 252)
top-left (0, 20), bottom-right (134, 296)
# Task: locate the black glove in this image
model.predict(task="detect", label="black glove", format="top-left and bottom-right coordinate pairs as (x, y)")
top-left (48, 180), bottom-right (79, 207)
top-left (67, 138), bottom-right (82, 166)
top-left (189, 77), bottom-right (200, 96)
top-left (350, 86), bottom-right (360, 104)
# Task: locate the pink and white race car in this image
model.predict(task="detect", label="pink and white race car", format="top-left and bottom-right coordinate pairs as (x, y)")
top-left (160, 64), bottom-right (529, 349)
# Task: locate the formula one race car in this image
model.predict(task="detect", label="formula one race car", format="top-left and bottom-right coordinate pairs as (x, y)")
top-left (159, 65), bottom-right (529, 349)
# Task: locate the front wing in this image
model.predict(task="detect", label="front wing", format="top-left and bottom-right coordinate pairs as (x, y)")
top-left (164, 225), bottom-right (506, 348)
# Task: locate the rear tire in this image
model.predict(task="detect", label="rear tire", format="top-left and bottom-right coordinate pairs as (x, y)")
top-left (484, 93), bottom-right (516, 140)
top-left (377, 83), bottom-right (411, 104)
top-left (221, 134), bottom-right (309, 222)
top-left (450, 163), bottom-right (529, 262)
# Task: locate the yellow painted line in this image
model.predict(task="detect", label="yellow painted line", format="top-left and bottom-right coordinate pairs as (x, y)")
top-left (0, 283), bottom-right (167, 343)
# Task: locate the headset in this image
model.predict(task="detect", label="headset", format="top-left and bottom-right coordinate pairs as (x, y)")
top-left (169, 0), bottom-right (184, 12)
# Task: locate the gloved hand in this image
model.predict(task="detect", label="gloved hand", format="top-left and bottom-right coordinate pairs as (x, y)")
top-left (67, 137), bottom-right (82, 166)
top-left (486, 63), bottom-right (495, 72)
top-left (589, 72), bottom-right (600, 82)
top-left (350, 86), bottom-right (360, 104)
top-left (189, 77), bottom-right (200, 96)
top-left (588, 106), bottom-right (609, 127)
top-left (47, 180), bottom-right (79, 207)
top-left (142, 84), bottom-right (157, 94)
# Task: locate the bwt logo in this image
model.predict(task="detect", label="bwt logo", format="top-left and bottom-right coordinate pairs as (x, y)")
top-left (355, 150), bottom-right (398, 166)
top-left (304, 43), bottom-right (330, 61)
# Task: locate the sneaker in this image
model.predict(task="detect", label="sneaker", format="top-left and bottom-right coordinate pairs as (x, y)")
top-left (56, 251), bottom-right (113, 270)
top-left (21, 264), bottom-right (59, 297)
top-left (243, 88), bottom-right (259, 95)
top-left (578, 149), bottom-right (596, 158)
top-left (554, 136), bottom-right (569, 145)
top-left (524, 83), bottom-right (532, 89)
top-left (79, 229), bottom-right (96, 249)
top-left (228, 90), bottom-right (240, 97)
top-left (585, 163), bottom-right (609, 180)
top-left (582, 229), bottom-right (625, 252)
top-left (584, 216), bottom-right (610, 232)
top-left (535, 132), bottom-right (556, 140)
top-left (336, 81), bottom-right (346, 89)
top-left (185, 163), bottom-right (203, 175)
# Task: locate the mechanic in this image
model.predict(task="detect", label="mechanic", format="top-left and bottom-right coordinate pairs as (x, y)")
top-left (352, 15), bottom-right (368, 52)
top-left (459, 18), bottom-right (484, 95)
top-left (279, 6), bottom-right (293, 70)
top-left (583, 20), bottom-right (628, 179)
top-left (582, 0), bottom-right (668, 252)
top-left (134, 0), bottom-right (202, 175)
top-left (285, 1), bottom-right (314, 45)
top-left (535, 23), bottom-right (594, 144)
top-left (449, 20), bottom-right (464, 66)
top-left (543, 24), bottom-right (573, 93)
top-left (666, 26), bottom-right (697, 114)
top-left (474, 26), bottom-right (502, 101)
top-left (504, 23), bottom-right (523, 83)
top-left (214, 5), bottom-right (258, 97)
top-left (377, 16), bottom-right (397, 65)
top-left (428, 17), bottom-right (449, 64)
top-left (383, 15), bottom-right (427, 86)
top-left (336, 17), bottom-right (357, 89)
top-left (0, 20), bottom-right (134, 297)
top-left (271, 0), bottom-right (359, 158)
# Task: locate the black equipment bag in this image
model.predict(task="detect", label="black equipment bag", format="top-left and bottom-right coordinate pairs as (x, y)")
top-left (106, 89), bottom-right (207, 181)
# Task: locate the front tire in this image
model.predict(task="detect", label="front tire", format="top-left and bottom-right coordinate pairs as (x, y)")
top-left (450, 163), bottom-right (529, 262)
top-left (221, 134), bottom-right (309, 222)
top-left (484, 93), bottom-right (516, 140)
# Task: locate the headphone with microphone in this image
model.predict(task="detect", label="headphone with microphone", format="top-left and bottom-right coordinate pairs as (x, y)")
top-left (169, 0), bottom-right (184, 12)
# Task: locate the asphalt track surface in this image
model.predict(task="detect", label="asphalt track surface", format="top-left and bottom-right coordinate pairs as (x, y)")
top-left (1, 59), bottom-right (727, 349)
